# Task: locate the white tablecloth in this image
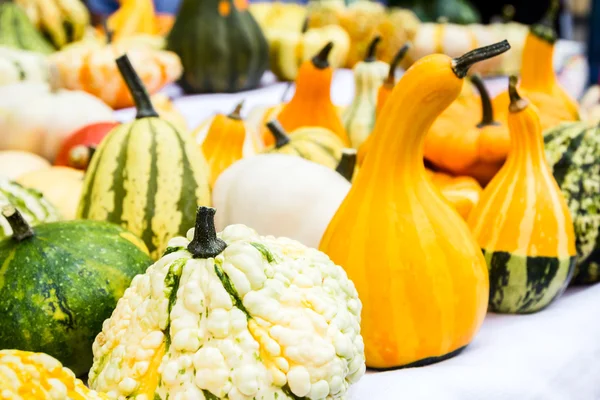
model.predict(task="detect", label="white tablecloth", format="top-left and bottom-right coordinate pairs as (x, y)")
top-left (113, 40), bottom-right (599, 399)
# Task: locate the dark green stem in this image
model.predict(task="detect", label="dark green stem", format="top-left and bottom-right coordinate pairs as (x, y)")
top-left (266, 120), bottom-right (291, 148)
top-left (2, 206), bottom-right (34, 241)
top-left (336, 149), bottom-right (357, 182)
top-left (452, 40), bottom-right (511, 78)
top-left (384, 42), bottom-right (411, 87)
top-left (365, 36), bottom-right (381, 62)
top-left (301, 16), bottom-right (309, 33)
top-left (116, 55), bottom-right (159, 119)
top-left (508, 75), bottom-right (529, 113)
top-left (470, 74), bottom-right (497, 127)
top-left (312, 42), bottom-right (334, 69)
top-left (68, 145), bottom-right (96, 170)
top-left (187, 207), bottom-right (227, 258)
top-left (228, 100), bottom-right (244, 120)
top-left (101, 18), bottom-right (113, 44)
top-left (531, 0), bottom-right (558, 44)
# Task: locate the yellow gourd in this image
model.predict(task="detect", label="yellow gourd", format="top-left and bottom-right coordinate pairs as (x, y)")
top-left (320, 41), bottom-right (510, 369)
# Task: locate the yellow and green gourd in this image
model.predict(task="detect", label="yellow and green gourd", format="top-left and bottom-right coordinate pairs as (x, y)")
top-left (264, 119), bottom-right (345, 169)
top-left (342, 36), bottom-right (389, 149)
top-left (0, 3), bottom-right (54, 54)
top-left (77, 55), bottom-right (211, 259)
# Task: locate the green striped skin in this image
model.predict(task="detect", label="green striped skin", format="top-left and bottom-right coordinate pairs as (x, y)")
top-left (573, 248), bottom-right (600, 284)
top-left (267, 127), bottom-right (345, 169)
top-left (0, 4), bottom-right (55, 54)
top-left (0, 179), bottom-right (59, 239)
top-left (544, 122), bottom-right (600, 283)
top-left (166, 0), bottom-right (269, 93)
top-left (77, 118), bottom-right (211, 260)
top-left (484, 249), bottom-right (576, 313)
top-left (0, 220), bottom-right (152, 376)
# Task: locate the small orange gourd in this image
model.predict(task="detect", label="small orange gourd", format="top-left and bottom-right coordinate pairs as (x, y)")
top-left (376, 43), bottom-right (410, 116)
top-left (201, 101), bottom-right (246, 186)
top-left (468, 76), bottom-right (576, 314)
top-left (262, 42), bottom-right (349, 146)
top-left (424, 74), bottom-right (510, 184)
top-left (426, 169), bottom-right (482, 220)
top-left (492, 1), bottom-right (579, 130)
top-left (320, 41), bottom-right (510, 369)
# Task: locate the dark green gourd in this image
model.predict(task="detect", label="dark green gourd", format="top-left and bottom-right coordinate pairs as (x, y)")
top-left (166, 0), bottom-right (269, 93)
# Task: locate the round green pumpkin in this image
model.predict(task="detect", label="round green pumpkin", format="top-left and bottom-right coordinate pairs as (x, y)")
top-left (0, 207), bottom-right (152, 376)
top-left (166, 0), bottom-right (269, 93)
top-left (0, 178), bottom-right (59, 239)
top-left (544, 121), bottom-right (600, 284)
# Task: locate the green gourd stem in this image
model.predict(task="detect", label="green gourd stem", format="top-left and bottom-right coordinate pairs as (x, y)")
top-left (364, 36), bottom-right (381, 62)
top-left (228, 100), bottom-right (244, 120)
top-left (452, 40), bottom-right (511, 78)
top-left (187, 207), bottom-right (227, 258)
top-left (68, 145), bottom-right (96, 170)
top-left (531, 0), bottom-right (559, 44)
top-left (336, 149), bottom-right (357, 182)
top-left (115, 55), bottom-right (159, 119)
top-left (508, 75), bottom-right (529, 113)
top-left (301, 16), bottom-right (309, 33)
top-left (2, 206), bottom-right (34, 241)
top-left (101, 18), bottom-right (113, 44)
top-left (266, 120), bottom-right (291, 148)
top-left (470, 74), bottom-right (497, 127)
top-left (312, 42), bottom-right (334, 69)
top-left (384, 42), bottom-right (411, 87)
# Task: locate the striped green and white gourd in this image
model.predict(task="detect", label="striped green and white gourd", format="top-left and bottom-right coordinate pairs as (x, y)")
top-left (0, 3), bottom-right (54, 54)
top-left (342, 36), bottom-right (389, 149)
top-left (77, 55), bottom-right (211, 260)
top-left (0, 46), bottom-right (49, 86)
top-left (544, 121), bottom-right (600, 284)
top-left (264, 120), bottom-right (345, 169)
top-left (0, 178), bottom-right (59, 239)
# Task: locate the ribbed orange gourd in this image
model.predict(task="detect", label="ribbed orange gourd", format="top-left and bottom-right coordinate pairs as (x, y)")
top-left (492, 1), bottom-right (578, 131)
top-left (468, 77), bottom-right (576, 314)
top-left (320, 41), bottom-right (510, 369)
top-left (107, 0), bottom-right (156, 40)
top-left (202, 101), bottom-right (246, 186)
top-left (376, 43), bottom-right (410, 116)
top-left (262, 42), bottom-right (349, 147)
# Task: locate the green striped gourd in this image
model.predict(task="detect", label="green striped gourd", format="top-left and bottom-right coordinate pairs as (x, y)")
top-left (264, 120), bottom-right (345, 169)
top-left (468, 77), bottom-right (576, 313)
top-left (544, 121), bottom-right (600, 284)
top-left (342, 36), bottom-right (389, 149)
top-left (0, 206), bottom-right (152, 376)
top-left (0, 4), bottom-right (54, 54)
top-left (0, 46), bottom-right (50, 86)
top-left (77, 55), bottom-right (211, 260)
top-left (0, 178), bottom-right (59, 238)
top-left (166, 0), bottom-right (269, 93)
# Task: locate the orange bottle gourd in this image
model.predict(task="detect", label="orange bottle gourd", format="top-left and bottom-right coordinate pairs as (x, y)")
top-left (262, 42), bottom-right (349, 147)
top-left (492, 0), bottom-right (579, 131)
top-left (201, 101), bottom-right (246, 186)
top-left (468, 77), bottom-right (576, 314)
top-left (320, 40), bottom-right (511, 369)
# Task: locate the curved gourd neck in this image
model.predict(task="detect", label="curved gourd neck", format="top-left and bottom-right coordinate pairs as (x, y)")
top-left (289, 63), bottom-right (333, 103)
top-left (520, 33), bottom-right (557, 92)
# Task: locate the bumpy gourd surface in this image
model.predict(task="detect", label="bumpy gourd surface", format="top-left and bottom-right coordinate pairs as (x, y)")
top-left (90, 224), bottom-right (365, 399)
top-left (0, 178), bottom-right (59, 239)
top-left (0, 350), bottom-right (109, 399)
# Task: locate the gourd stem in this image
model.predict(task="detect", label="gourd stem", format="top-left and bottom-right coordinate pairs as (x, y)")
top-left (531, 0), bottom-right (559, 44)
top-left (452, 40), bottom-right (511, 78)
top-left (384, 42), bottom-right (411, 87)
top-left (228, 100), bottom-right (244, 120)
top-left (266, 120), bottom-right (291, 148)
top-left (501, 4), bottom-right (516, 23)
top-left (508, 75), bottom-right (529, 113)
top-left (365, 36), bottom-right (381, 62)
top-left (116, 55), bottom-right (159, 119)
top-left (312, 42), bottom-right (334, 70)
top-left (470, 74), bottom-right (496, 127)
top-left (301, 16), bottom-right (309, 33)
top-left (2, 206), bottom-right (34, 241)
top-left (187, 207), bottom-right (227, 258)
top-left (68, 145), bottom-right (96, 170)
top-left (101, 18), bottom-right (113, 44)
top-left (336, 149), bottom-right (357, 182)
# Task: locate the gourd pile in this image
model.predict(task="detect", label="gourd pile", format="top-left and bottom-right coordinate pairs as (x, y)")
top-left (0, 0), bottom-right (599, 398)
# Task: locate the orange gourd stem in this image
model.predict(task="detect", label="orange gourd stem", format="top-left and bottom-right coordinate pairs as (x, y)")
top-left (376, 43), bottom-right (411, 116)
top-left (263, 42), bottom-right (349, 146)
top-left (202, 101), bottom-right (246, 186)
top-left (467, 76), bottom-right (576, 313)
top-left (320, 41), bottom-right (510, 369)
